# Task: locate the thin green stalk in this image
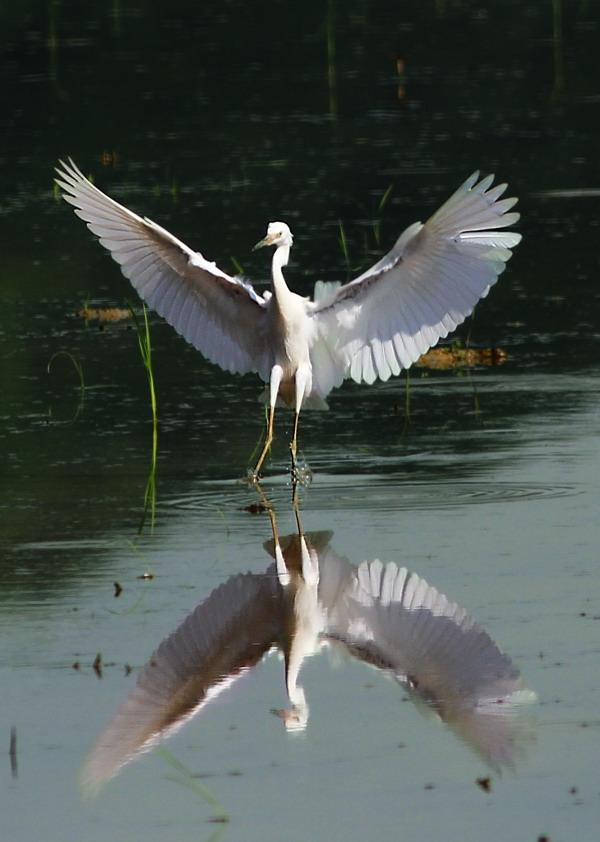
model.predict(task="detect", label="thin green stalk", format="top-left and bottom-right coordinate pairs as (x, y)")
top-left (399, 368), bottom-right (411, 438)
top-left (464, 306), bottom-right (475, 350)
top-left (131, 303), bottom-right (157, 423)
top-left (455, 311), bottom-right (483, 422)
top-left (141, 420), bottom-right (158, 532)
top-left (464, 366), bottom-right (483, 422)
top-left (246, 403), bottom-right (271, 473)
top-left (155, 747), bottom-right (229, 821)
top-left (230, 255), bottom-right (244, 275)
top-left (47, 351), bottom-right (85, 422)
top-left (373, 184), bottom-right (393, 247)
top-left (326, 0), bottom-right (337, 118)
top-left (551, 0), bottom-right (566, 101)
top-left (338, 219), bottom-right (350, 272)
top-left (47, 350), bottom-right (85, 391)
top-left (129, 303), bottom-right (158, 533)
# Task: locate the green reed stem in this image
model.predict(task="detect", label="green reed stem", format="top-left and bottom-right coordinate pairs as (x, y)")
top-left (129, 303), bottom-right (157, 533)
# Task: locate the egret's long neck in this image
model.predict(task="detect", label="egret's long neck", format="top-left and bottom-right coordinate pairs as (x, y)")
top-left (271, 244), bottom-right (292, 302)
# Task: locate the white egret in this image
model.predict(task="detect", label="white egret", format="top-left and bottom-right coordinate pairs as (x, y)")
top-left (56, 161), bottom-right (521, 475)
top-left (82, 528), bottom-right (535, 791)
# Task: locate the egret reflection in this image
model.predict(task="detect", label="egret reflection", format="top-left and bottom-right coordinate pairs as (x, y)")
top-left (83, 506), bottom-right (536, 792)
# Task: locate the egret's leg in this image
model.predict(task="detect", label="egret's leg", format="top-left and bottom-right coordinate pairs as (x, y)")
top-left (253, 407), bottom-right (275, 477)
top-left (253, 479), bottom-right (290, 585)
top-left (253, 365), bottom-right (283, 477)
top-left (299, 535), bottom-right (319, 586)
top-left (291, 412), bottom-right (300, 461)
top-left (289, 411), bottom-right (300, 481)
top-left (290, 366), bottom-right (311, 476)
top-left (292, 479), bottom-right (303, 534)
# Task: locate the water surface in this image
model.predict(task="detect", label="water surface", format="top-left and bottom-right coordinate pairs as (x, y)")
top-left (2, 3), bottom-right (600, 840)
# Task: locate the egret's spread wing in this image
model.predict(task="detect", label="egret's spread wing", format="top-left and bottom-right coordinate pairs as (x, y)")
top-left (309, 173), bottom-right (521, 396)
top-left (57, 160), bottom-right (271, 378)
top-left (82, 567), bottom-right (283, 792)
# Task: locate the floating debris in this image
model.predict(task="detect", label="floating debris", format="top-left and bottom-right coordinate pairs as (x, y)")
top-left (75, 307), bottom-right (131, 323)
top-left (93, 653), bottom-right (103, 679)
top-left (240, 502), bottom-right (268, 514)
top-left (9, 726), bottom-right (17, 780)
top-left (416, 346), bottom-right (507, 369)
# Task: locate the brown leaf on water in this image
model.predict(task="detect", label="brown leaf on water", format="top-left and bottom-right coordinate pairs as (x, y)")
top-left (75, 308), bottom-right (131, 323)
top-left (416, 347), bottom-right (508, 370)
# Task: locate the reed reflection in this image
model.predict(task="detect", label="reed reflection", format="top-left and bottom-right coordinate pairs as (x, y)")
top-left (83, 491), bottom-right (536, 792)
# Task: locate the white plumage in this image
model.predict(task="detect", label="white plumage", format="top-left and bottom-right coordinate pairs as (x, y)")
top-left (57, 161), bottom-right (521, 474)
top-left (81, 530), bottom-right (535, 793)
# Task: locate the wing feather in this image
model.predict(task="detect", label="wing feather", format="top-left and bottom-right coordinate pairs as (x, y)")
top-left (382, 327), bottom-right (402, 377)
top-left (336, 559), bottom-right (529, 712)
top-left (309, 172), bottom-right (521, 395)
top-left (82, 568), bottom-right (282, 791)
top-left (57, 160), bottom-right (271, 379)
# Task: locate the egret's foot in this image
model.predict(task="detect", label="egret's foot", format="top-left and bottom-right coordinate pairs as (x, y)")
top-left (290, 455), bottom-right (312, 488)
top-left (289, 441), bottom-right (301, 485)
top-left (241, 467), bottom-right (261, 485)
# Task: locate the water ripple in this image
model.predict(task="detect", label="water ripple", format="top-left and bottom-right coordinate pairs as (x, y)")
top-left (163, 477), bottom-right (579, 515)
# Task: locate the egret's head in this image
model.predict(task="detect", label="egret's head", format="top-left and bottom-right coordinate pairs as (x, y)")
top-left (253, 221), bottom-right (294, 251)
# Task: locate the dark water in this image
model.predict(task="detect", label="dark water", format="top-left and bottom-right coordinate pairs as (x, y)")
top-left (2, 3), bottom-right (600, 840)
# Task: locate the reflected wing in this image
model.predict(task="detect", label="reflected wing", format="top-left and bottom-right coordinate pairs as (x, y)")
top-left (82, 568), bottom-right (282, 792)
top-left (322, 559), bottom-right (536, 770)
top-left (347, 560), bottom-right (524, 701)
top-left (56, 160), bottom-right (271, 378)
top-left (309, 173), bottom-right (521, 397)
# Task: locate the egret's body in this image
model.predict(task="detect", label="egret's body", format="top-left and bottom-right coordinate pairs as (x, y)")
top-left (56, 161), bottom-right (521, 474)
